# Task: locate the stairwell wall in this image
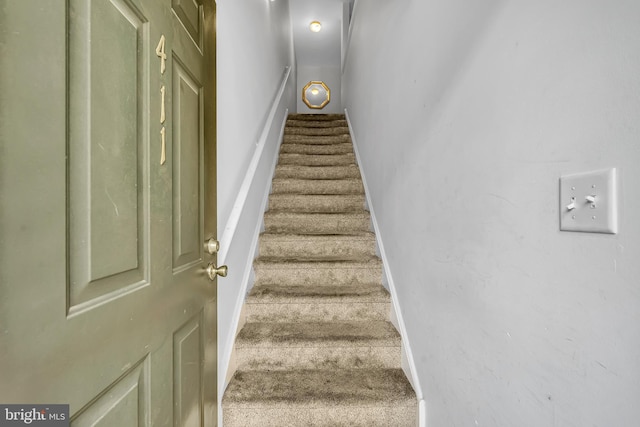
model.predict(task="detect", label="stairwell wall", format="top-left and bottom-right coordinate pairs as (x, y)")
top-left (217, 0), bottom-right (295, 234)
top-left (217, 0), bottom-right (296, 413)
top-left (343, 0), bottom-right (640, 426)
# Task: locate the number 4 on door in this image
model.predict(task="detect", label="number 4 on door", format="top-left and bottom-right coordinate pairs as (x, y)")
top-left (155, 35), bottom-right (167, 74)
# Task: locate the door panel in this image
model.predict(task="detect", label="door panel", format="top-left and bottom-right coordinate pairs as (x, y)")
top-left (172, 57), bottom-right (203, 272)
top-left (71, 356), bottom-right (150, 427)
top-left (172, 0), bottom-right (203, 49)
top-left (67, 0), bottom-right (149, 308)
top-left (0, 0), bottom-right (217, 425)
top-left (174, 313), bottom-right (204, 427)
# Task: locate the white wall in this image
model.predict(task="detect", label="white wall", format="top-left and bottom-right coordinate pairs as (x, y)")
top-left (343, 1), bottom-right (640, 426)
top-left (288, 0), bottom-right (343, 114)
top-left (216, 0), bottom-right (295, 405)
top-left (217, 0), bottom-right (295, 234)
top-left (296, 65), bottom-right (342, 113)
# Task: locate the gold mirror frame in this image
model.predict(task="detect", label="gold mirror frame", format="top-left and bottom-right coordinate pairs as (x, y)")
top-left (302, 81), bottom-right (331, 109)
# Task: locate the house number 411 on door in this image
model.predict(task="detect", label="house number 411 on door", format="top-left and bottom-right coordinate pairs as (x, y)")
top-left (156, 35), bottom-right (167, 165)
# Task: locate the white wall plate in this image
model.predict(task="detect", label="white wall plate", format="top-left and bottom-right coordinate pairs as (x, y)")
top-left (559, 168), bottom-right (618, 234)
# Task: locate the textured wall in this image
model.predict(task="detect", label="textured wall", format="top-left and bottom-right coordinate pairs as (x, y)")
top-left (343, 0), bottom-right (640, 425)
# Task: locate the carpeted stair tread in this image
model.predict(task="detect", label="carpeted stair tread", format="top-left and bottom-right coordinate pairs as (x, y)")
top-left (223, 369), bottom-right (416, 426)
top-left (267, 194), bottom-right (366, 213)
top-left (259, 233), bottom-right (376, 261)
top-left (245, 285), bottom-right (390, 323)
top-left (287, 113), bottom-right (345, 121)
top-left (253, 258), bottom-right (382, 286)
top-left (263, 211), bottom-right (371, 234)
top-left (234, 320), bottom-right (401, 371)
top-left (271, 178), bottom-right (363, 195)
top-left (223, 368), bottom-right (416, 408)
top-left (284, 126), bottom-right (350, 136)
top-left (235, 321), bottom-right (400, 348)
top-left (280, 142), bottom-right (353, 154)
top-left (285, 119), bottom-right (348, 128)
top-left (247, 283), bottom-right (390, 303)
top-left (236, 346), bottom-right (400, 372)
top-left (279, 152), bottom-right (355, 166)
top-left (254, 258), bottom-right (382, 268)
top-left (224, 408), bottom-right (414, 427)
top-left (274, 164), bottom-right (361, 179)
top-left (283, 134), bottom-right (352, 145)
top-left (244, 303), bottom-right (389, 323)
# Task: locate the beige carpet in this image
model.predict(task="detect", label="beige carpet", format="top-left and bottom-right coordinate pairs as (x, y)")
top-left (222, 113), bottom-right (417, 426)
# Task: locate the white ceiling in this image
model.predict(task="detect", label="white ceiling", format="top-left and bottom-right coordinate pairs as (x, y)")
top-left (289, 0), bottom-right (348, 68)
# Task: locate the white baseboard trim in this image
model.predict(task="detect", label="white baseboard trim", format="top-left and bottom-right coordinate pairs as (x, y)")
top-left (218, 66), bottom-right (291, 266)
top-left (345, 108), bottom-right (426, 427)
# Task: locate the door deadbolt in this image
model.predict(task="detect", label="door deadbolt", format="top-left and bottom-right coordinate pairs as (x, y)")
top-left (204, 238), bottom-right (220, 255)
top-left (206, 263), bottom-right (228, 281)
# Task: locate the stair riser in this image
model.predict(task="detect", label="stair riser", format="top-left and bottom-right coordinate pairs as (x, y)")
top-left (259, 238), bottom-right (376, 261)
top-left (283, 135), bottom-right (351, 144)
top-left (267, 195), bottom-right (365, 212)
top-left (284, 127), bottom-right (350, 136)
top-left (279, 153), bottom-right (355, 166)
top-left (274, 165), bottom-right (361, 180)
top-left (236, 346), bottom-right (400, 371)
top-left (280, 143), bottom-right (353, 155)
top-left (245, 302), bottom-right (389, 323)
top-left (253, 265), bottom-right (382, 286)
top-left (264, 216), bottom-right (370, 234)
top-left (224, 406), bottom-right (416, 427)
top-left (271, 179), bottom-right (363, 195)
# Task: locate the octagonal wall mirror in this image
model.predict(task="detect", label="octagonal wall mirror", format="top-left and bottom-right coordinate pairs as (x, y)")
top-left (302, 81), bottom-right (330, 109)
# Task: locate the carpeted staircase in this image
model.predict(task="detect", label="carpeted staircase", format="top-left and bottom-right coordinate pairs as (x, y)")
top-left (222, 113), bottom-right (417, 426)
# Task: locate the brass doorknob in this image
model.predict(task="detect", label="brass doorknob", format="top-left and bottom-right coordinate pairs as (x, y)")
top-left (206, 263), bottom-right (227, 281)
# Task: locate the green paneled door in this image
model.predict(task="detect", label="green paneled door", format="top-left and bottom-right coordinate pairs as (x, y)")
top-left (0, 0), bottom-right (218, 425)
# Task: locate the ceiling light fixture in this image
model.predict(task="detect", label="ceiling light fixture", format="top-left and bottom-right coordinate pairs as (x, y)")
top-left (309, 21), bottom-right (322, 32)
